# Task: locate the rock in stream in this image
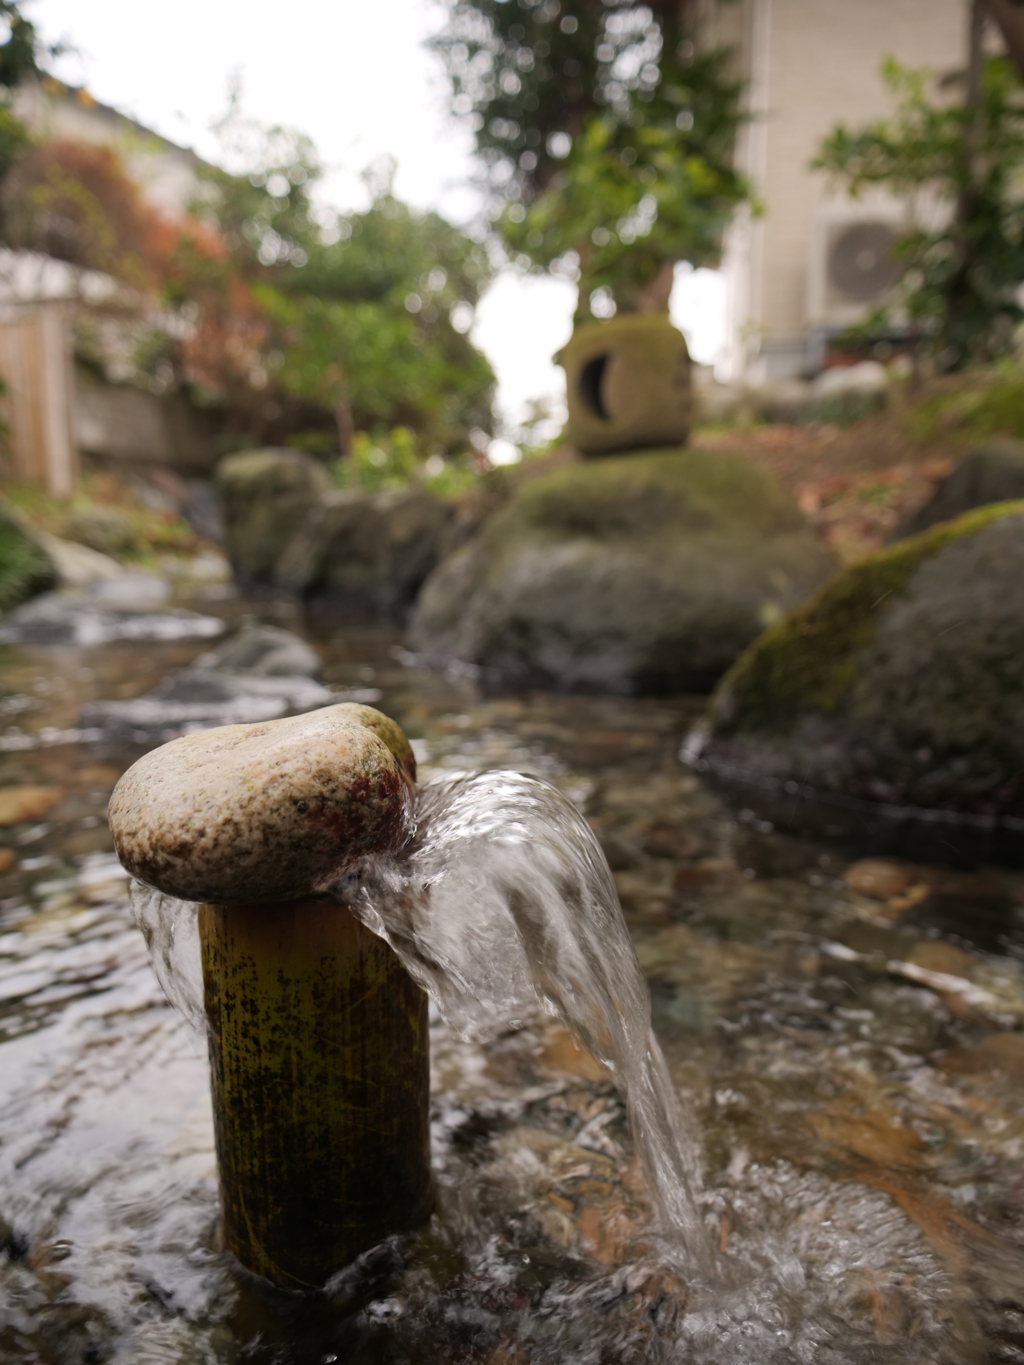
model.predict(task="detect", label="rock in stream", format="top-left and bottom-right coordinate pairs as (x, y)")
top-left (410, 448), bottom-right (836, 693)
top-left (688, 502), bottom-right (1024, 853)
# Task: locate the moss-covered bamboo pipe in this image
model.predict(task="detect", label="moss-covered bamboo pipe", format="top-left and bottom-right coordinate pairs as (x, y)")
top-left (108, 704), bottom-right (431, 1291)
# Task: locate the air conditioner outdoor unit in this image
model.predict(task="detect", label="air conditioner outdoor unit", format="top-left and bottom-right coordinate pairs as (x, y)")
top-left (807, 209), bottom-right (905, 329)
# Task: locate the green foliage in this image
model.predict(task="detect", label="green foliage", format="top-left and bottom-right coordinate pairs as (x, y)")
top-left (296, 180), bottom-right (491, 316)
top-left (0, 1), bottom-right (42, 91)
top-left (712, 500), bottom-right (1024, 736)
top-left (816, 57), bottom-right (1024, 370)
top-left (194, 111), bottom-right (326, 274)
top-left (499, 110), bottom-right (745, 313)
top-left (0, 512), bottom-right (53, 612)
top-left (0, 1), bottom-right (42, 186)
top-left (434, 0), bottom-right (748, 315)
top-left (0, 59), bottom-right (496, 467)
top-left (0, 101), bottom-right (28, 178)
top-left (248, 189), bottom-right (495, 448)
top-left (328, 427), bottom-right (481, 497)
top-left (332, 428), bottom-right (422, 493)
top-left (185, 112), bottom-right (496, 455)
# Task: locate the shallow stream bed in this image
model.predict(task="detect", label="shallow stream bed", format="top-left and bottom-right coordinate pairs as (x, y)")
top-left (1, 590), bottom-right (1023, 1363)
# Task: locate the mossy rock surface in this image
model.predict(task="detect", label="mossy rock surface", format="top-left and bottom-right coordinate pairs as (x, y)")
top-left (409, 448), bottom-right (835, 694)
top-left (276, 487), bottom-right (454, 623)
top-left (0, 512), bottom-right (56, 613)
top-left (216, 449), bottom-right (330, 585)
top-left (700, 502), bottom-right (1024, 821)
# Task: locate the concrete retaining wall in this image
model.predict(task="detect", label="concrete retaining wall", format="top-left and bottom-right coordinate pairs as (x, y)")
top-left (73, 366), bottom-right (219, 476)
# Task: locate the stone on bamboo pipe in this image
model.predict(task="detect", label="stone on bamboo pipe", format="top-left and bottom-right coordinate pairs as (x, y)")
top-left (108, 703), bottom-right (431, 1292)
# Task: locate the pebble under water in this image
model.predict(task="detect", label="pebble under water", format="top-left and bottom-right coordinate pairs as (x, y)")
top-left (1, 588), bottom-right (1024, 1363)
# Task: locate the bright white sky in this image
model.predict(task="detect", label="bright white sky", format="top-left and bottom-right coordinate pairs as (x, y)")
top-left (30, 0), bottom-right (726, 438)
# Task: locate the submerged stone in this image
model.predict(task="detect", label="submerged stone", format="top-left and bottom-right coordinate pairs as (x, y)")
top-left (409, 448), bottom-right (835, 693)
top-left (80, 670), bottom-right (336, 741)
top-left (689, 502), bottom-right (1024, 837)
top-left (0, 588), bottom-right (224, 646)
top-left (197, 623), bottom-right (322, 678)
top-left (79, 626), bottom-right (379, 745)
top-left (0, 785), bottom-right (65, 826)
top-left (109, 703), bottom-right (414, 904)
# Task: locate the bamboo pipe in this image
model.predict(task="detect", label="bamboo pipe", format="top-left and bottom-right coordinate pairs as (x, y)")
top-left (109, 704), bottom-right (431, 1291)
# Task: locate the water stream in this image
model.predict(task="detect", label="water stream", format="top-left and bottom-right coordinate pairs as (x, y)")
top-left (2, 584), bottom-right (1023, 1362)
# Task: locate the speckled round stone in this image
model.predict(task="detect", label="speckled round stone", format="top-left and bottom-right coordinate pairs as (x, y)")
top-left (109, 704), bottom-right (415, 904)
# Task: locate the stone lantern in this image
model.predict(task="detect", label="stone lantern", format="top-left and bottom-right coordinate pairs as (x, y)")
top-left (558, 314), bottom-right (693, 457)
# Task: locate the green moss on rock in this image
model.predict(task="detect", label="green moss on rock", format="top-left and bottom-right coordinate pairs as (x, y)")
top-left (506, 445), bottom-right (808, 541)
top-left (695, 500), bottom-right (1024, 831)
top-left (410, 447), bottom-right (835, 693)
top-left (712, 500), bottom-right (1024, 736)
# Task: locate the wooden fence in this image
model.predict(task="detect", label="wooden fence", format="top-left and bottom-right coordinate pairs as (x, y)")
top-left (0, 301), bottom-right (77, 496)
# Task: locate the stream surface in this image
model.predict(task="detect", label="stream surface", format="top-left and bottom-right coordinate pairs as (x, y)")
top-left (1, 582), bottom-right (1023, 1364)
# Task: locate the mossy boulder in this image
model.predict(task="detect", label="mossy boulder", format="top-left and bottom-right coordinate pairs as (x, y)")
top-left (0, 511), bottom-right (56, 613)
top-left (408, 448), bottom-right (836, 693)
top-left (276, 487), bottom-right (454, 623)
top-left (692, 502), bottom-right (1024, 827)
top-left (559, 316), bottom-right (692, 456)
top-left (216, 448), bottom-right (330, 585)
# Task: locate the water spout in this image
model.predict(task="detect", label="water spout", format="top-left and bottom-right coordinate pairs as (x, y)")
top-left (133, 765), bottom-right (716, 1281)
top-left (338, 769), bottom-right (714, 1275)
top-left (112, 704), bottom-right (432, 1289)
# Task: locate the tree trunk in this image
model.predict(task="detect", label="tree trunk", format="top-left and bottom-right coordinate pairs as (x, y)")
top-left (941, 0), bottom-right (987, 367)
top-left (334, 395), bottom-right (354, 458)
top-left (985, 0), bottom-right (1024, 79)
top-left (631, 259), bottom-right (678, 314)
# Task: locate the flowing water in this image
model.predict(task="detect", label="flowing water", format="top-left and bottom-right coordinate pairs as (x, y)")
top-left (2, 582), bottom-right (1024, 1363)
top-left (136, 768), bottom-right (712, 1277)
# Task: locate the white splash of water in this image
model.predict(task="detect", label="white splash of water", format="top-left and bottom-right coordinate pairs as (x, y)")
top-left (340, 770), bottom-right (714, 1273)
top-left (130, 769), bottom-right (714, 1274)
top-left (130, 882), bottom-right (206, 1033)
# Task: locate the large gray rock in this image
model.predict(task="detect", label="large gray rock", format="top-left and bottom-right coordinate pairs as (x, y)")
top-left (216, 449), bottom-right (331, 586)
top-left (277, 487), bottom-right (455, 623)
top-left (894, 441), bottom-right (1024, 539)
top-left (409, 448), bottom-right (836, 693)
top-left (688, 503), bottom-right (1024, 833)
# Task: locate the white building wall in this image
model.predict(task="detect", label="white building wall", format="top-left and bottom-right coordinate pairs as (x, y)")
top-left (13, 80), bottom-right (203, 218)
top-left (712, 0), bottom-right (969, 381)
